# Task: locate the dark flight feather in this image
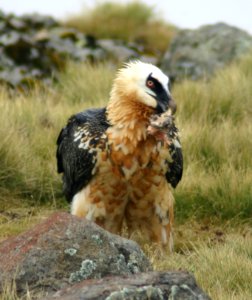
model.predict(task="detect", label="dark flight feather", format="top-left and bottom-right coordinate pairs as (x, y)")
top-left (166, 141), bottom-right (183, 188)
top-left (56, 108), bottom-right (110, 202)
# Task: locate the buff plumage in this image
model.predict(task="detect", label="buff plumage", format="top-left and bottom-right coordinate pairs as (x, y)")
top-left (56, 61), bottom-right (183, 251)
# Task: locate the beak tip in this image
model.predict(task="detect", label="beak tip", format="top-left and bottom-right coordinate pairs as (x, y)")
top-left (169, 98), bottom-right (177, 114)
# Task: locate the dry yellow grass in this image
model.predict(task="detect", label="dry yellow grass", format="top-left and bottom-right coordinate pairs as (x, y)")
top-left (64, 1), bottom-right (176, 55)
top-left (150, 229), bottom-right (252, 299)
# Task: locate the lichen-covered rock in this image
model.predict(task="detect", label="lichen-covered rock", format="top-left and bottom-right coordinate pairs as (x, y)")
top-left (45, 271), bottom-right (211, 300)
top-left (161, 22), bottom-right (252, 81)
top-left (98, 39), bottom-right (140, 62)
top-left (0, 10), bottom-right (141, 89)
top-left (0, 212), bottom-right (151, 298)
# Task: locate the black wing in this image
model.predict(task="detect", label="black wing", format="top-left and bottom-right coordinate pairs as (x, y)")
top-left (56, 107), bottom-right (110, 202)
top-left (165, 124), bottom-right (183, 188)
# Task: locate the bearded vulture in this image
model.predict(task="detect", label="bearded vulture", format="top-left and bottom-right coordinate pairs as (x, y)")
top-left (56, 61), bottom-right (183, 251)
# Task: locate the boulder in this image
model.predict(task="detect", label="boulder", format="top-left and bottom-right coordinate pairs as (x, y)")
top-left (0, 10), bottom-right (107, 89)
top-left (0, 212), bottom-right (211, 299)
top-left (161, 22), bottom-right (252, 81)
top-left (0, 212), bottom-right (151, 298)
top-left (98, 39), bottom-right (140, 62)
top-left (0, 10), bottom-right (142, 89)
top-left (45, 271), bottom-right (211, 300)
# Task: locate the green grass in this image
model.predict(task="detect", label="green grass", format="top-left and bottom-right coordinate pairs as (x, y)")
top-left (0, 88), bottom-right (59, 206)
top-left (64, 1), bottom-right (176, 55)
top-left (0, 51), bottom-right (251, 228)
top-left (172, 55), bottom-right (252, 221)
top-left (1, 53), bottom-right (252, 299)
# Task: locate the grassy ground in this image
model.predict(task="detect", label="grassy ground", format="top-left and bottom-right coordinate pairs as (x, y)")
top-left (0, 53), bottom-right (252, 299)
top-left (64, 1), bottom-right (176, 56)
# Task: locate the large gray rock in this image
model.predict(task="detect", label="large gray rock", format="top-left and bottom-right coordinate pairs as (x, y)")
top-left (0, 10), bottom-right (108, 89)
top-left (45, 271), bottom-right (211, 300)
top-left (0, 212), bottom-right (151, 298)
top-left (98, 39), bottom-right (140, 62)
top-left (161, 22), bottom-right (252, 81)
top-left (0, 10), bottom-right (141, 89)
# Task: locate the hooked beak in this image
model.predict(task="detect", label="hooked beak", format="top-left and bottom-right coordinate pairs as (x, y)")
top-left (156, 93), bottom-right (177, 115)
top-left (168, 97), bottom-right (177, 114)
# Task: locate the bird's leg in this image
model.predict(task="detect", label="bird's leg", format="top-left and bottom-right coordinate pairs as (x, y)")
top-left (125, 182), bottom-right (174, 252)
top-left (152, 185), bottom-right (174, 252)
top-left (149, 213), bottom-right (174, 253)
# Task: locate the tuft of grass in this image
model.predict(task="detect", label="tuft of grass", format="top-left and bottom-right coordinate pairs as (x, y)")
top-left (1, 281), bottom-right (20, 300)
top-left (64, 1), bottom-right (176, 55)
top-left (0, 208), bottom-right (54, 243)
top-left (0, 87), bottom-right (61, 206)
top-left (146, 226), bottom-right (252, 300)
top-left (173, 52), bottom-right (252, 221)
top-left (1, 280), bottom-right (35, 300)
top-left (57, 61), bottom-right (115, 106)
top-left (0, 62), bottom-right (114, 211)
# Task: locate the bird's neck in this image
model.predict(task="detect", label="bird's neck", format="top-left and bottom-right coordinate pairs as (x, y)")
top-left (107, 93), bottom-right (154, 147)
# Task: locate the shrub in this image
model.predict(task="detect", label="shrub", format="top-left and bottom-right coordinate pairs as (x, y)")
top-left (64, 1), bottom-right (176, 55)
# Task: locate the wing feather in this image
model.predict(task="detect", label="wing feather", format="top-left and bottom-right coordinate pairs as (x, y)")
top-left (166, 138), bottom-right (183, 188)
top-left (165, 123), bottom-right (183, 188)
top-left (56, 108), bottom-right (109, 202)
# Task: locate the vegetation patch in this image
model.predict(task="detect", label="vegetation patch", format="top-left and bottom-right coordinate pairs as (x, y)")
top-left (0, 51), bottom-right (252, 299)
top-left (64, 1), bottom-right (176, 56)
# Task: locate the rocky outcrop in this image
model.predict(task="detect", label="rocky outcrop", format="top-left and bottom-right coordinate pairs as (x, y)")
top-left (2, 11), bottom-right (252, 88)
top-left (0, 212), bottom-right (211, 299)
top-left (45, 271), bottom-right (211, 300)
top-left (0, 11), bottom-right (141, 89)
top-left (0, 212), bottom-right (151, 298)
top-left (161, 22), bottom-right (252, 81)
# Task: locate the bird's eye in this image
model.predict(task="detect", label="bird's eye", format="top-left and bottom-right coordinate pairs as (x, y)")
top-left (146, 80), bottom-right (155, 89)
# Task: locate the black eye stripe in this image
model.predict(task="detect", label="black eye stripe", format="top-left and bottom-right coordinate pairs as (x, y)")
top-left (146, 75), bottom-right (164, 94)
top-left (146, 74), bottom-right (172, 114)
